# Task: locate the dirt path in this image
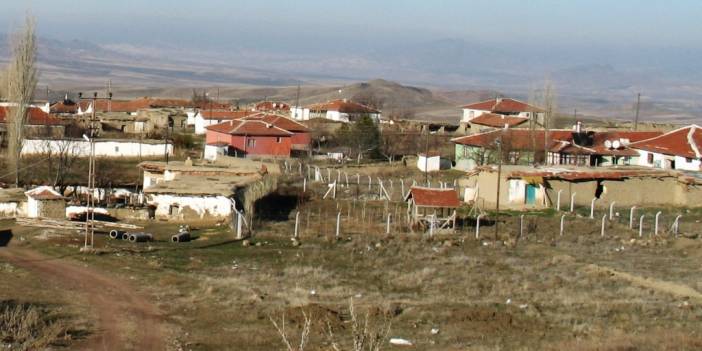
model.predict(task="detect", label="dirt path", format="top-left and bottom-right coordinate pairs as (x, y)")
top-left (0, 246), bottom-right (166, 350)
top-left (584, 263), bottom-right (702, 302)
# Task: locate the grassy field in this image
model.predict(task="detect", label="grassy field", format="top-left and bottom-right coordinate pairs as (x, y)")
top-left (1, 164), bottom-right (702, 350)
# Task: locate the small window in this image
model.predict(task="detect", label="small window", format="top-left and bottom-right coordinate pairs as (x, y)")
top-left (686, 157), bottom-right (693, 163)
top-left (276, 137), bottom-right (282, 143)
top-left (647, 153), bottom-right (654, 164)
top-left (247, 139), bottom-right (256, 148)
top-left (115, 146), bottom-right (119, 152)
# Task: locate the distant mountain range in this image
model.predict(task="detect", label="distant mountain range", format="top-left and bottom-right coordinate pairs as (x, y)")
top-left (1, 34), bottom-right (701, 124)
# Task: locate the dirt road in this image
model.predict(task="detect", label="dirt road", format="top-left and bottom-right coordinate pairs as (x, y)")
top-left (0, 246), bottom-right (166, 350)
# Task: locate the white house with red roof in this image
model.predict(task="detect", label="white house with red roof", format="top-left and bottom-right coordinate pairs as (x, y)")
top-left (461, 97), bottom-right (544, 126)
top-left (291, 99), bottom-right (381, 122)
top-left (629, 125), bottom-right (702, 171)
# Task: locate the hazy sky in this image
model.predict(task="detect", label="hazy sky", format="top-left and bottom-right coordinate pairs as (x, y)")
top-left (2, 0), bottom-right (701, 50)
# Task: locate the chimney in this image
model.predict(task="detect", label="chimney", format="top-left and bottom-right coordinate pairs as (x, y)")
top-left (575, 121), bottom-right (582, 133)
top-left (342, 98), bottom-right (348, 103)
top-left (496, 97), bottom-right (503, 104)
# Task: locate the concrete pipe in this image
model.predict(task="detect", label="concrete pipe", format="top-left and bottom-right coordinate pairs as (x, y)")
top-left (128, 233), bottom-right (153, 243)
top-left (171, 232), bottom-right (191, 243)
top-left (109, 230), bottom-right (125, 240)
top-left (121, 232), bottom-right (131, 240)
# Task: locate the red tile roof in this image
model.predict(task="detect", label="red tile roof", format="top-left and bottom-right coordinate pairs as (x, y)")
top-left (462, 98), bottom-right (544, 113)
top-left (470, 113), bottom-right (529, 128)
top-left (242, 113), bottom-right (309, 132)
top-left (50, 101), bottom-right (79, 114)
top-left (554, 130), bottom-right (664, 157)
top-left (307, 99), bottom-right (380, 114)
top-left (206, 119), bottom-right (294, 137)
top-left (0, 106), bottom-right (63, 126)
top-left (254, 101), bottom-right (290, 111)
top-left (452, 129), bottom-right (573, 151)
top-left (405, 186), bottom-right (460, 208)
top-left (628, 125), bottom-right (702, 159)
top-left (201, 110), bottom-right (256, 120)
top-left (25, 186), bottom-right (64, 200)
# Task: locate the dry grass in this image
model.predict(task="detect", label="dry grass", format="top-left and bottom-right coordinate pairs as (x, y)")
top-left (0, 301), bottom-right (69, 350)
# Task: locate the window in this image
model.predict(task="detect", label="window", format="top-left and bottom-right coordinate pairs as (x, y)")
top-left (276, 137), bottom-right (282, 143)
top-left (647, 153), bottom-right (654, 164)
top-left (247, 139), bottom-right (256, 148)
top-left (115, 146), bottom-right (119, 152)
top-left (686, 157), bottom-right (693, 163)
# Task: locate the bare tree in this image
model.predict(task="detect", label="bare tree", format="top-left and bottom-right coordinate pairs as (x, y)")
top-left (540, 79), bottom-right (557, 163)
top-left (5, 16), bottom-right (38, 187)
top-left (327, 299), bottom-right (392, 351)
top-left (41, 139), bottom-right (80, 194)
top-left (270, 311), bottom-right (312, 351)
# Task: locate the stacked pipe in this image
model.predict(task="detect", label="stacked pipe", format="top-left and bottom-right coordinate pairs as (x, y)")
top-left (109, 230), bottom-right (126, 239)
top-left (128, 232), bottom-right (153, 243)
top-left (171, 231), bottom-right (190, 243)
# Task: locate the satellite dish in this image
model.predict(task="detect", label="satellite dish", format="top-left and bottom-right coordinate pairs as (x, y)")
top-left (604, 140), bottom-right (612, 149)
top-left (612, 140), bottom-right (621, 149)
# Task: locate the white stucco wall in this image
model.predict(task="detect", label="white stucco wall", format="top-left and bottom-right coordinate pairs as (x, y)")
top-left (147, 194), bottom-right (233, 220)
top-left (194, 113), bottom-right (228, 134)
top-left (204, 144), bottom-right (228, 161)
top-left (417, 155), bottom-right (441, 172)
top-left (675, 156), bottom-right (702, 171)
top-left (291, 107), bottom-right (310, 121)
top-left (186, 110), bottom-right (198, 125)
top-left (22, 139), bottom-right (173, 158)
top-left (461, 108), bottom-right (487, 122)
top-left (0, 202), bottom-right (22, 218)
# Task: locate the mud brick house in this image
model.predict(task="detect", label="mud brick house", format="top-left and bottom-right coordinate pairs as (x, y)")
top-left (460, 165), bottom-right (702, 210)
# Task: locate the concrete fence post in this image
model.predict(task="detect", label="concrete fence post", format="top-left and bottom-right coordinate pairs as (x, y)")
top-left (654, 211), bottom-right (662, 236)
top-left (560, 214), bottom-right (566, 236)
top-left (429, 215), bottom-right (434, 237)
top-left (672, 215), bottom-right (682, 237)
top-left (401, 179), bottom-right (405, 198)
top-left (368, 175), bottom-right (372, 191)
top-left (519, 214), bottom-right (525, 239)
top-left (601, 214), bottom-right (607, 237)
top-left (639, 215), bottom-right (645, 237)
top-left (609, 201), bottom-right (616, 220)
top-left (556, 189), bottom-right (563, 211)
top-left (629, 206), bottom-right (637, 229)
top-left (294, 211), bottom-right (300, 238)
top-left (303, 178), bottom-right (306, 193)
top-left (570, 192), bottom-right (577, 212)
top-left (590, 197), bottom-right (597, 219)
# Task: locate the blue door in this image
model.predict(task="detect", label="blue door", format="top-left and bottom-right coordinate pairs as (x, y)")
top-left (526, 184), bottom-right (537, 204)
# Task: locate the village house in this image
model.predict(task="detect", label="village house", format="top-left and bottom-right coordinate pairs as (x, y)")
top-left (241, 113), bottom-right (311, 151)
top-left (194, 110), bottom-right (255, 135)
top-left (452, 126), bottom-right (666, 170)
top-left (291, 99), bottom-right (381, 122)
top-left (460, 165), bottom-right (702, 211)
top-left (205, 119), bottom-right (294, 158)
top-left (461, 97), bottom-right (544, 125)
top-left (628, 125), bottom-right (702, 171)
top-left (138, 159), bottom-right (277, 222)
top-left (0, 106), bottom-right (65, 145)
top-left (464, 112), bottom-right (530, 134)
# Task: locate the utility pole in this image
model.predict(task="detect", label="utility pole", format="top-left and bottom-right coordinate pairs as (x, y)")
top-left (78, 91), bottom-right (111, 250)
top-left (424, 127), bottom-right (430, 186)
top-left (494, 134), bottom-right (503, 241)
top-left (633, 93), bottom-right (641, 131)
top-left (165, 115), bottom-right (170, 164)
top-left (294, 83), bottom-right (301, 118)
